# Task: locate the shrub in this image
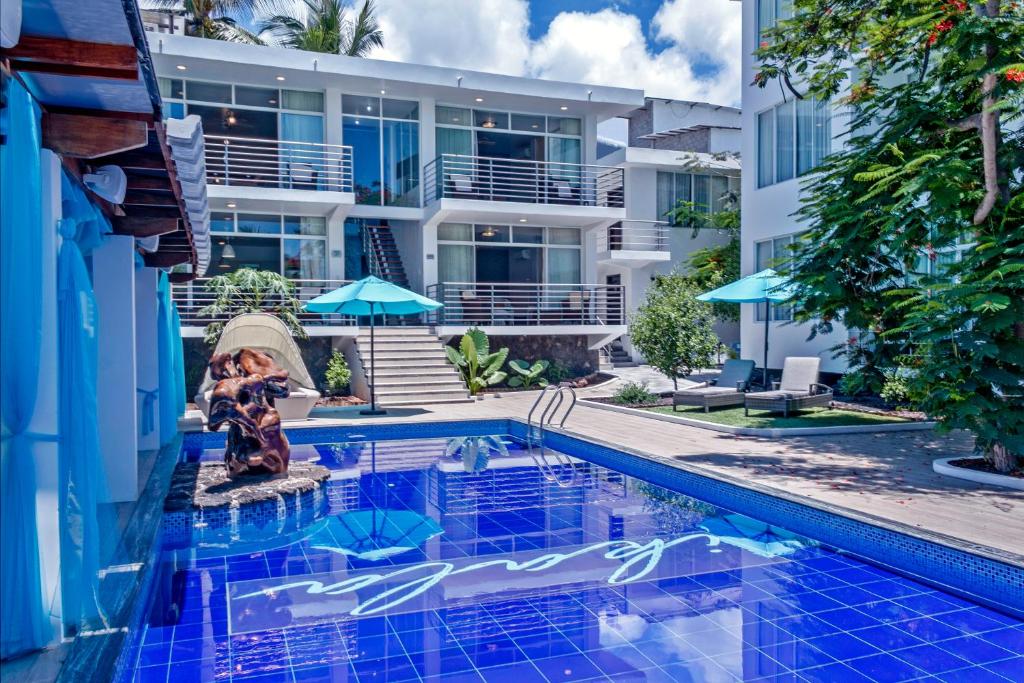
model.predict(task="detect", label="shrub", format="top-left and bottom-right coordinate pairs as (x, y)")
top-left (445, 328), bottom-right (508, 395)
top-left (546, 360), bottom-right (573, 385)
top-left (324, 351), bottom-right (351, 395)
top-left (880, 369), bottom-right (912, 408)
top-left (507, 359), bottom-right (549, 389)
top-left (838, 369), bottom-right (873, 397)
top-left (612, 381), bottom-right (659, 406)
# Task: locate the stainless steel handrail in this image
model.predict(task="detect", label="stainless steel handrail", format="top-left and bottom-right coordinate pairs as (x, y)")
top-left (171, 277), bottom-right (354, 326)
top-left (426, 282), bottom-right (626, 326)
top-left (423, 154), bottom-right (625, 208)
top-left (204, 134), bottom-right (354, 193)
top-left (597, 220), bottom-right (671, 252)
top-left (526, 385), bottom-right (578, 487)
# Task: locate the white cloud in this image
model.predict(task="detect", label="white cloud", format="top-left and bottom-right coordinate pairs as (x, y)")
top-left (365, 0), bottom-right (740, 107)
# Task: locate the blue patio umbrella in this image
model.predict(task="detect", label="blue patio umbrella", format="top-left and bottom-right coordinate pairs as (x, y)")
top-left (308, 509), bottom-right (444, 562)
top-left (697, 269), bottom-right (797, 387)
top-left (699, 513), bottom-right (810, 559)
top-left (304, 276), bottom-right (442, 415)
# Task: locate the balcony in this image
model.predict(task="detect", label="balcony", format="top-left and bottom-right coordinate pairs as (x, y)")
top-left (426, 282), bottom-right (628, 347)
top-left (422, 154), bottom-right (626, 228)
top-left (172, 278), bottom-right (358, 336)
top-left (203, 135), bottom-right (355, 215)
top-left (596, 220), bottom-right (672, 267)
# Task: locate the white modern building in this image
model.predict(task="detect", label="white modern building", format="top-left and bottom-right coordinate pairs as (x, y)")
top-left (740, 0), bottom-right (846, 375)
top-left (148, 33), bottom-right (742, 402)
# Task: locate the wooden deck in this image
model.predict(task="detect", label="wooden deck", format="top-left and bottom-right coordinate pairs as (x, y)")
top-left (297, 392), bottom-right (1024, 563)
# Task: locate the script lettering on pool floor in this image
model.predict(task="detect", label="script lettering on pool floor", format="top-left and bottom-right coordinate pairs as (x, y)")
top-left (225, 533), bottom-right (773, 633)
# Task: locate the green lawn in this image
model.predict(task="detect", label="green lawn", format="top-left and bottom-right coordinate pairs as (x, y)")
top-left (642, 405), bottom-right (909, 429)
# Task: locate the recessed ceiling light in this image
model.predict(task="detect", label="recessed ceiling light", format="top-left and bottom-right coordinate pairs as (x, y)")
top-left (176, 64), bottom-right (187, 71)
top-left (474, 97), bottom-right (484, 102)
top-left (380, 89), bottom-right (386, 95)
top-left (276, 75), bottom-right (286, 81)
top-left (560, 106), bottom-right (568, 111)
top-left (519, 218), bottom-right (527, 223)
top-left (226, 202), bottom-right (236, 208)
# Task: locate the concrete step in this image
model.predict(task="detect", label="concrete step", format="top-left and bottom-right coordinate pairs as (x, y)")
top-left (359, 342), bottom-right (447, 352)
top-left (375, 388), bottom-right (471, 401)
top-left (374, 378), bottom-right (466, 390)
top-left (379, 396), bottom-right (474, 407)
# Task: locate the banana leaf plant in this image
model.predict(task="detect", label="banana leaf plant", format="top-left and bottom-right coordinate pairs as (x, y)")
top-left (445, 327), bottom-right (508, 395)
top-left (444, 435), bottom-right (510, 473)
top-left (507, 359), bottom-right (550, 388)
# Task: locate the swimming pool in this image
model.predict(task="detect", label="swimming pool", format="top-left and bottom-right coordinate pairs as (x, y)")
top-left (125, 421), bottom-right (1023, 682)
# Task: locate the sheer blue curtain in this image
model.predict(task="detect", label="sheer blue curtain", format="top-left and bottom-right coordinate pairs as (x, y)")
top-left (157, 273), bottom-right (180, 445)
top-left (57, 171), bottom-right (113, 630)
top-left (281, 113), bottom-right (324, 189)
top-left (0, 74), bottom-right (54, 659)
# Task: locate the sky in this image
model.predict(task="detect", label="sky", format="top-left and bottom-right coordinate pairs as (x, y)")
top-left (363, 0), bottom-right (742, 107)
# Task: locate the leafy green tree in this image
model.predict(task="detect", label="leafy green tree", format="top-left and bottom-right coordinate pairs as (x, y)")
top-left (756, 0), bottom-right (1024, 472)
top-left (630, 273), bottom-right (720, 390)
top-left (260, 0), bottom-right (383, 55)
top-left (151, 0), bottom-right (269, 43)
top-left (445, 328), bottom-right (508, 395)
top-left (668, 188), bottom-right (741, 322)
top-left (199, 268), bottom-right (307, 346)
top-left (507, 359), bottom-right (550, 388)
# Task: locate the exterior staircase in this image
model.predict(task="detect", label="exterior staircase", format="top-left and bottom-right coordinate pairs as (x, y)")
top-left (364, 223), bottom-right (409, 289)
top-left (355, 327), bottom-right (472, 406)
top-left (608, 338), bottom-right (637, 368)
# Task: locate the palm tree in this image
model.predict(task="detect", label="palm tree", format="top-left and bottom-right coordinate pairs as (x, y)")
top-left (260, 0), bottom-right (383, 56)
top-left (149, 0), bottom-right (268, 43)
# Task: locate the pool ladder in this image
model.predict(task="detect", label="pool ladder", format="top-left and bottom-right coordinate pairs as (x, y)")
top-left (526, 385), bottom-right (578, 487)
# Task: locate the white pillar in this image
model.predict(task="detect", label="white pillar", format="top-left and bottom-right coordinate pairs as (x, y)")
top-left (93, 235), bottom-right (139, 502)
top-left (135, 267), bottom-right (160, 451)
top-left (34, 150), bottom-right (63, 639)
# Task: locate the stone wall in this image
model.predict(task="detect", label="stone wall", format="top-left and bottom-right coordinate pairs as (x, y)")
top-left (183, 336), bottom-right (335, 399)
top-left (469, 335), bottom-right (599, 378)
top-left (651, 128), bottom-right (711, 153)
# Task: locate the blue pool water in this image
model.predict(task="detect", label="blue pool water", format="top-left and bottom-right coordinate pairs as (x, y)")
top-left (129, 434), bottom-right (1024, 682)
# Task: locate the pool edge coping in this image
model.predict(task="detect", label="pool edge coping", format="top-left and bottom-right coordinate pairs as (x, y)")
top-left (577, 398), bottom-right (937, 437)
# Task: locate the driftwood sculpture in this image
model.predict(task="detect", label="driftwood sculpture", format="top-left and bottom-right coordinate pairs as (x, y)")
top-left (207, 348), bottom-right (291, 476)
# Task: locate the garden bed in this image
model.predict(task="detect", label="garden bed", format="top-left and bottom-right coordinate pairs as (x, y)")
top-left (481, 372), bottom-right (616, 394)
top-left (933, 457), bottom-right (1024, 491)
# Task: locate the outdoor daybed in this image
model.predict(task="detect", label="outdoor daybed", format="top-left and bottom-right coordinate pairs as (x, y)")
top-left (673, 359), bottom-right (756, 412)
top-left (195, 313), bottom-right (321, 421)
top-left (744, 356), bottom-right (833, 417)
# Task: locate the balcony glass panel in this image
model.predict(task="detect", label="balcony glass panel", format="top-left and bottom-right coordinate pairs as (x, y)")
top-left (186, 80), bottom-right (231, 103)
top-left (284, 239), bottom-right (326, 280)
top-left (284, 216), bottom-right (326, 236)
top-left (475, 225), bottom-right (510, 242)
top-left (282, 90), bottom-right (324, 112)
top-left (711, 175), bottom-right (731, 212)
top-left (212, 235), bottom-right (280, 273)
top-left (343, 95), bottom-right (380, 116)
top-left (381, 98), bottom-right (418, 120)
top-left (382, 119), bottom-right (420, 207)
top-left (344, 219), bottom-right (370, 280)
top-left (436, 127), bottom-right (472, 157)
top-left (237, 214), bottom-right (281, 234)
top-left (776, 99), bottom-right (795, 182)
top-left (796, 97), bottom-right (815, 175)
top-left (344, 116), bottom-right (382, 205)
top-left (474, 110), bottom-right (508, 129)
top-left (236, 86), bottom-right (280, 108)
top-left (192, 104), bottom-right (277, 139)
top-left (511, 114), bottom-right (545, 132)
top-left (547, 248), bottom-right (581, 284)
top-left (548, 227), bottom-right (581, 245)
top-left (211, 213), bottom-right (235, 232)
top-left (513, 226), bottom-right (544, 244)
top-left (438, 223), bottom-right (473, 241)
top-left (476, 245), bottom-right (541, 283)
top-left (158, 77), bottom-right (184, 99)
top-left (438, 244), bottom-right (474, 282)
top-left (547, 116), bottom-right (581, 135)
top-left (436, 105), bottom-right (470, 125)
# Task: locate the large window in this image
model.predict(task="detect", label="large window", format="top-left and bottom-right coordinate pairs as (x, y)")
top-left (657, 172), bottom-right (738, 224)
top-left (756, 97), bottom-right (831, 188)
top-left (343, 95), bottom-right (420, 207)
top-left (754, 233), bottom-right (805, 321)
top-left (757, 0), bottom-right (794, 45)
top-left (435, 105), bottom-right (582, 166)
top-left (436, 223), bottom-right (582, 285)
top-left (209, 212), bottom-right (327, 280)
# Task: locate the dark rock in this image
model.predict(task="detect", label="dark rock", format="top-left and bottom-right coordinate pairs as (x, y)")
top-left (165, 461), bottom-right (331, 512)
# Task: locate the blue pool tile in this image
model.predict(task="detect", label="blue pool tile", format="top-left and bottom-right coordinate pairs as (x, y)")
top-left (891, 617), bottom-right (962, 643)
top-left (891, 643), bottom-right (972, 673)
top-left (981, 626), bottom-right (1024, 652)
top-left (849, 624), bottom-right (925, 651)
top-left (816, 607), bottom-right (882, 631)
top-left (860, 580), bottom-right (927, 600)
top-left (819, 585), bottom-right (885, 607)
top-left (476, 661), bottom-right (549, 683)
top-left (854, 600), bottom-right (922, 624)
top-left (937, 666), bottom-right (1010, 683)
top-left (796, 662), bottom-right (874, 683)
top-left (843, 652), bottom-right (927, 683)
top-left (769, 641), bottom-right (838, 671)
top-left (803, 633), bottom-right (879, 661)
top-left (932, 607), bottom-right (1008, 635)
top-left (131, 665), bottom-right (168, 683)
top-left (774, 613), bottom-right (843, 639)
top-left (530, 653), bottom-right (604, 681)
top-left (136, 644), bottom-right (171, 667)
top-left (932, 635), bottom-right (1015, 665)
top-left (984, 656), bottom-right (1024, 680)
top-left (892, 593), bottom-right (962, 617)
top-left (232, 671), bottom-right (293, 682)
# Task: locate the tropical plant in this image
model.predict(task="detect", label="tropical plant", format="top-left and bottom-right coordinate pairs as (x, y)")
top-left (444, 436), bottom-right (509, 474)
top-left (880, 369), bottom-right (913, 409)
top-left (507, 359), bottom-right (550, 389)
top-left (837, 369), bottom-right (873, 398)
top-left (259, 0), bottom-right (383, 55)
top-left (150, 0), bottom-right (268, 43)
top-left (756, 0), bottom-right (1024, 472)
top-left (612, 381), bottom-right (658, 407)
top-left (546, 360), bottom-right (573, 385)
top-left (324, 351), bottom-right (351, 394)
top-left (629, 272), bottom-right (721, 390)
top-left (445, 328), bottom-right (508, 396)
top-left (199, 268), bottom-right (307, 346)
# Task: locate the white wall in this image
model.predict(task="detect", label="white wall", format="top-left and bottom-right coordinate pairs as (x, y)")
top-left (740, 0), bottom-right (847, 374)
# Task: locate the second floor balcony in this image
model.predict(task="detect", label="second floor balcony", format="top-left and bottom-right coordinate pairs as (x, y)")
top-left (597, 220), bottom-right (672, 267)
top-left (423, 154), bottom-right (626, 228)
top-left (204, 135), bottom-right (355, 214)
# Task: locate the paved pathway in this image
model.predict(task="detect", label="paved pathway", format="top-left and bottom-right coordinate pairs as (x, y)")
top-left (292, 391), bottom-right (1024, 563)
top-left (578, 364), bottom-right (718, 397)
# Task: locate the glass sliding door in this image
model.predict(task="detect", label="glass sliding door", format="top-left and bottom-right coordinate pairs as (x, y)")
top-left (382, 119), bottom-right (419, 207)
top-left (281, 113), bottom-right (325, 190)
top-left (343, 116), bottom-right (382, 205)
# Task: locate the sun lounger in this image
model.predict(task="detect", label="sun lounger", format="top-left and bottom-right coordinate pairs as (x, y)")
top-left (673, 359), bottom-right (756, 412)
top-left (744, 356), bottom-right (832, 417)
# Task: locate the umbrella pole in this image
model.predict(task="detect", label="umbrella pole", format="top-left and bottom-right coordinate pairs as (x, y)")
top-left (361, 301), bottom-right (387, 415)
top-left (764, 301), bottom-right (770, 389)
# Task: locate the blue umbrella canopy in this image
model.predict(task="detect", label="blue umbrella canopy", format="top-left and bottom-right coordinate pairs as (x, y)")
top-left (699, 513), bottom-right (811, 559)
top-left (696, 269), bottom-right (796, 304)
top-left (308, 509), bottom-right (444, 562)
top-left (303, 276), bottom-right (443, 316)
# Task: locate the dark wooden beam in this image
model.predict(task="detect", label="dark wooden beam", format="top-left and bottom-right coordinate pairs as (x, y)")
top-left (125, 175), bottom-right (173, 191)
top-left (45, 105), bottom-right (154, 123)
top-left (112, 216), bottom-right (179, 238)
top-left (4, 36), bottom-right (138, 81)
top-left (42, 113), bottom-right (148, 159)
top-left (143, 251), bottom-right (192, 268)
top-left (123, 189), bottom-right (178, 207)
top-left (168, 272), bottom-right (196, 284)
top-left (124, 205), bottom-right (182, 219)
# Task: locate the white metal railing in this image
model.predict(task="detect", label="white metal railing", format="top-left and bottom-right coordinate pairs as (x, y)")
top-left (425, 282), bottom-right (626, 326)
top-left (204, 135), bottom-right (353, 193)
top-left (597, 220), bottom-right (670, 253)
top-left (423, 154), bottom-right (625, 208)
top-left (171, 278), bottom-right (355, 327)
